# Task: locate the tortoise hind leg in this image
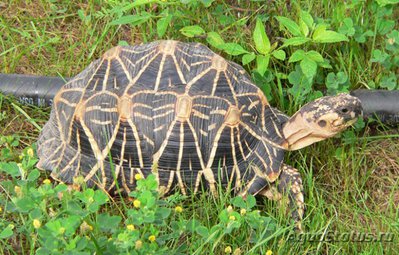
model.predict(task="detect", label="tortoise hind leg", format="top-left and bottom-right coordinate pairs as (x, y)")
top-left (258, 164), bottom-right (305, 232)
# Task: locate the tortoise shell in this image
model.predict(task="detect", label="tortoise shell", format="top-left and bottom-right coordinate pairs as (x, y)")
top-left (37, 40), bottom-right (287, 195)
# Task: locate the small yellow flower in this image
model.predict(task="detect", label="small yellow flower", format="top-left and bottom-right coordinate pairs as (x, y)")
top-left (43, 179), bottom-right (51, 185)
top-left (133, 199), bottom-right (141, 208)
top-left (27, 148), bottom-right (34, 157)
top-left (127, 224), bottom-right (135, 231)
top-left (227, 205), bottom-right (234, 213)
top-left (266, 250), bottom-right (273, 255)
top-left (175, 206), bottom-right (183, 213)
top-left (240, 208), bottom-right (246, 216)
top-left (233, 248), bottom-right (242, 255)
top-left (14, 186), bottom-right (22, 196)
top-left (224, 246), bottom-right (232, 254)
top-left (148, 235), bottom-right (156, 242)
top-left (0, 206), bottom-right (2, 213)
top-left (229, 215), bottom-right (236, 221)
top-left (80, 221), bottom-right (93, 233)
top-left (19, 155), bottom-right (23, 160)
top-left (73, 176), bottom-right (85, 185)
top-left (134, 173), bottom-right (142, 180)
top-left (135, 240), bottom-right (143, 249)
top-left (33, 219), bottom-right (41, 229)
top-left (59, 227), bottom-right (66, 235)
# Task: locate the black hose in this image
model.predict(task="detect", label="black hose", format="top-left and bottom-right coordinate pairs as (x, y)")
top-left (350, 89), bottom-right (399, 125)
top-left (0, 74), bottom-right (67, 107)
top-left (0, 73), bottom-right (398, 124)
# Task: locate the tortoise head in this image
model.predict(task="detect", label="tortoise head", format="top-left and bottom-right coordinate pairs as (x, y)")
top-left (282, 94), bottom-right (362, 150)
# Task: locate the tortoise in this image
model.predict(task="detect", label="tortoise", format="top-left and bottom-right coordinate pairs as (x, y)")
top-left (36, 40), bottom-right (362, 230)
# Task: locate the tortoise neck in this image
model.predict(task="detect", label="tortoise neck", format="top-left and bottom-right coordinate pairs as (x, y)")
top-left (282, 112), bottom-right (328, 150)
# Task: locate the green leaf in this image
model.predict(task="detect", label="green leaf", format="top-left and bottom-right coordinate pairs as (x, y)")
top-left (155, 207), bottom-right (171, 220)
top-left (186, 219), bottom-right (201, 233)
top-left (312, 24), bottom-right (328, 39)
top-left (336, 72), bottom-right (348, 84)
top-left (313, 27), bottom-right (349, 43)
top-left (370, 49), bottom-right (389, 63)
top-left (79, 189), bottom-right (94, 204)
top-left (288, 50), bottom-right (306, 63)
top-left (231, 196), bottom-right (246, 208)
top-left (242, 53), bottom-right (256, 65)
top-left (385, 30), bottom-right (399, 52)
top-left (28, 169), bottom-right (40, 182)
top-left (157, 15), bottom-right (172, 37)
top-left (282, 37), bottom-right (311, 47)
top-left (98, 214), bottom-right (121, 232)
top-left (206, 32), bottom-right (225, 48)
top-left (256, 55), bottom-right (270, 76)
top-left (218, 210), bottom-right (229, 223)
top-left (200, 0), bottom-right (215, 7)
top-left (14, 197), bottom-right (36, 212)
top-left (62, 215), bottom-right (81, 236)
top-left (300, 57), bottom-right (317, 79)
top-left (253, 18), bottom-right (271, 54)
top-left (246, 195), bottom-right (256, 209)
top-left (94, 190), bottom-right (108, 205)
top-left (77, 9), bottom-right (86, 22)
top-left (231, 195), bottom-right (256, 209)
top-left (299, 20), bottom-right (309, 37)
top-left (45, 220), bottom-right (63, 236)
top-left (0, 224), bottom-right (14, 239)
top-left (354, 30), bottom-right (374, 43)
top-left (306, 50), bottom-right (324, 62)
top-left (380, 73), bottom-right (397, 90)
top-left (377, 19), bottom-right (395, 35)
top-left (288, 65), bottom-right (313, 99)
top-left (275, 16), bottom-right (302, 37)
top-left (118, 40), bottom-right (129, 46)
top-left (143, 211), bottom-right (155, 223)
top-left (376, 0), bottom-right (399, 6)
top-left (326, 72), bottom-right (339, 89)
top-left (338, 18), bottom-right (355, 36)
top-left (300, 10), bottom-right (314, 29)
top-left (319, 60), bottom-right (332, 69)
top-left (196, 226), bottom-right (209, 238)
top-left (252, 71), bottom-right (273, 100)
top-left (139, 190), bottom-right (156, 208)
top-left (130, 0), bottom-right (158, 7)
top-left (180, 25), bottom-right (205, 38)
top-left (220, 43), bottom-right (249, 56)
top-left (0, 162), bottom-right (21, 177)
top-left (110, 13), bottom-right (151, 26)
top-left (272, 50), bottom-right (286, 60)
top-left (30, 208), bottom-right (43, 220)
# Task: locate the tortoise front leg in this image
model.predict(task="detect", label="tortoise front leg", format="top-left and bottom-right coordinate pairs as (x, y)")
top-left (259, 164), bottom-right (305, 232)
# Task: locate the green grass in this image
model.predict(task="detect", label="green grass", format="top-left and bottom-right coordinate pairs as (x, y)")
top-left (1, 1), bottom-right (399, 254)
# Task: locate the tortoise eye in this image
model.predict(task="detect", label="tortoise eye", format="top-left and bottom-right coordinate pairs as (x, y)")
top-left (318, 120), bottom-right (327, 127)
top-left (340, 107), bottom-right (349, 113)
